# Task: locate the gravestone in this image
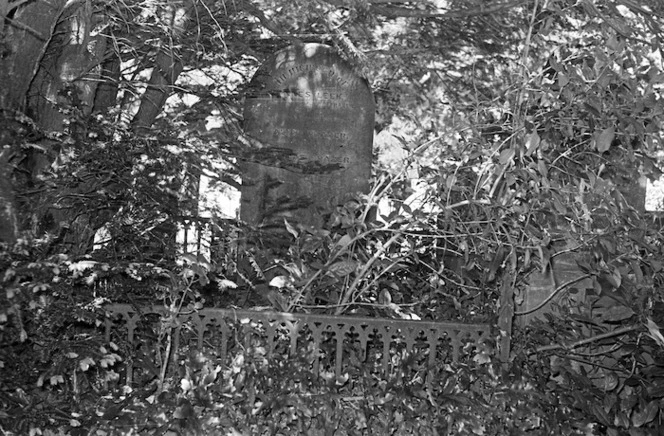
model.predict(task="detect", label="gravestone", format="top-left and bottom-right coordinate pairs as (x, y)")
top-left (240, 43), bottom-right (374, 229)
top-left (516, 248), bottom-right (593, 325)
top-left (516, 161), bottom-right (646, 325)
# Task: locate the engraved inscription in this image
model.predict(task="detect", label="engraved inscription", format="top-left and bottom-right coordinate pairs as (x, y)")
top-left (288, 89), bottom-right (343, 100)
top-left (250, 90), bottom-right (354, 109)
top-left (273, 64), bottom-right (360, 88)
top-left (273, 127), bottom-right (350, 143)
top-left (285, 154), bottom-right (351, 166)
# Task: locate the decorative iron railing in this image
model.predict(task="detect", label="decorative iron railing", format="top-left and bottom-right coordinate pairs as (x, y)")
top-left (176, 216), bottom-right (238, 265)
top-left (104, 304), bottom-right (494, 385)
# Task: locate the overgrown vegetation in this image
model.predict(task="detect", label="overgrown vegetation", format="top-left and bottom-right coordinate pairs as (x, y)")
top-left (2, 0), bottom-right (664, 434)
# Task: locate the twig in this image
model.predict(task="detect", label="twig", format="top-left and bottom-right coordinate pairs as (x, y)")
top-left (298, 301), bottom-right (418, 310)
top-left (335, 232), bottom-right (403, 315)
top-left (514, 274), bottom-right (593, 316)
top-left (533, 325), bottom-right (641, 354)
top-left (4, 15), bottom-right (47, 40)
top-left (363, 0), bottom-right (529, 19)
top-left (444, 199), bottom-right (491, 210)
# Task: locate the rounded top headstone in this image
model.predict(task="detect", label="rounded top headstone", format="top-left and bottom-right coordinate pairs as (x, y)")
top-left (241, 43), bottom-right (374, 227)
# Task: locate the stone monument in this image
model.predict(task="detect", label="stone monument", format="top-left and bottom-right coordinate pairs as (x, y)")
top-left (240, 43), bottom-right (374, 229)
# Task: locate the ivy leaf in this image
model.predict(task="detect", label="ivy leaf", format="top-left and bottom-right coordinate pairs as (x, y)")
top-left (646, 318), bottom-right (664, 347)
top-left (473, 350), bottom-right (491, 365)
top-left (68, 260), bottom-right (97, 272)
top-left (180, 378), bottom-right (193, 392)
top-left (525, 131), bottom-right (540, 156)
top-left (217, 279), bottom-right (238, 290)
top-left (600, 371), bottom-right (619, 391)
top-left (268, 276), bottom-right (290, 288)
top-left (179, 253), bottom-right (197, 264)
top-left (284, 219), bottom-right (299, 238)
top-left (266, 290), bottom-right (287, 311)
top-left (632, 401), bottom-right (659, 427)
top-left (378, 289), bottom-right (392, 305)
top-left (446, 174), bottom-right (457, 189)
top-left (600, 305), bottom-right (634, 322)
top-left (584, 101), bottom-right (602, 118)
top-left (552, 197), bottom-right (566, 214)
top-left (595, 127), bottom-right (615, 153)
top-left (79, 357), bottom-right (96, 371)
top-left (647, 380), bottom-right (664, 398)
top-left (335, 234), bottom-right (353, 250)
top-left (499, 148), bottom-right (515, 165)
top-left (50, 375), bottom-right (65, 385)
top-left (537, 159), bottom-right (548, 178)
top-left (100, 353), bottom-right (121, 368)
top-left (327, 260), bottom-right (357, 277)
top-left (558, 73), bottom-right (569, 87)
top-left (173, 400), bottom-right (194, 420)
top-left (591, 403), bottom-right (611, 426)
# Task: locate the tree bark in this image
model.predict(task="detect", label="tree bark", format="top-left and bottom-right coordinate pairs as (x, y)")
top-left (21, 2), bottom-right (113, 254)
top-left (0, 119), bottom-right (18, 244)
top-left (0, 0), bottom-right (68, 110)
top-left (92, 55), bottom-right (121, 113)
top-left (131, 1), bottom-right (194, 133)
top-left (27, 2), bottom-right (106, 129)
top-left (321, 0), bottom-right (528, 18)
top-left (0, 1), bottom-right (113, 251)
top-left (0, 0), bottom-right (69, 243)
top-left (131, 49), bottom-right (184, 134)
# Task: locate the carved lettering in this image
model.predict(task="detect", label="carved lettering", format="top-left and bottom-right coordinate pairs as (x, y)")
top-left (283, 153), bottom-right (351, 167)
top-left (273, 127), bottom-right (351, 144)
top-left (273, 64), bottom-right (360, 89)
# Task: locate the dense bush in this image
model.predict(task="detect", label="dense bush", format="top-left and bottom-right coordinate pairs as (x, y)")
top-left (3, 1), bottom-right (664, 435)
top-left (2, 199), bottom-right (664, 435)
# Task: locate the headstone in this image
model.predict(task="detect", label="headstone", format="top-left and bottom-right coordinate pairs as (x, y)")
top-left (517, 162), bottom-right (646, 325)
top-left (240, 43), bottom-right (374, 229)
top-left (516, 243), bottom-right (593, 325)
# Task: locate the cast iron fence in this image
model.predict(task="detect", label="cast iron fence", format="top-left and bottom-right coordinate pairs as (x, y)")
top-left (104, 304), bottom-right (496, 385)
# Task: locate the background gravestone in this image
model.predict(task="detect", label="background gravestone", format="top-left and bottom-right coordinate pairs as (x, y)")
top-left (516, 162), bottom-right (646, 326)
top-left (517, 247), bottom-right (593, 325)
top-left (240, 43), bottom-right (374, 229)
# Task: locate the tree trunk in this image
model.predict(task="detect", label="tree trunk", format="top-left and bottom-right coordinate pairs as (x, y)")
top-left (131, 49), bottom-right (184, 133)
top-left (92, 56), bottom-right (121, 113)
top-left (1, 0), bottom-right (194, 249)
top-left (0, 0), bottom-right (69, 243)
top-left (21, 2), bottom-right (111, 254)
top-left (0, 119), bottom-right (18, 244)
top-left (0, 0), bottom-right (110, 250)
top-left (27, 2), bottom-right (106, 129)
top-left (131, 1), bottom-right (193, 133)
top-left (0, 0), bottom-right (68, 110)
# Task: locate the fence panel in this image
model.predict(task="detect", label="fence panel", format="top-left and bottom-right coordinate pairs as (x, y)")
top-left (104, 304), bottom-right (493, 384)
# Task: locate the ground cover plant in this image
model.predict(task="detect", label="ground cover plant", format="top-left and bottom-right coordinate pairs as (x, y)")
top-left (2, 0), bottom-right (664, 434)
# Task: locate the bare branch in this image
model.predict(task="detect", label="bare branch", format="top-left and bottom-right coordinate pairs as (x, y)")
top-left (322, 0), bottom-right (529, 19)
top-left (4, 15), bottom-right (47, 40)
top-left (239, 0), bottom-right (300, 43)
top-left (514, 274), bottom-right (594, 316)
top-left (534, 325), bottom-right (641, 354)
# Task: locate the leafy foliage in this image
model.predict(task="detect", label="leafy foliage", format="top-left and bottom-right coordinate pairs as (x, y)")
top-left (2, 0), bottom-right (664, 434)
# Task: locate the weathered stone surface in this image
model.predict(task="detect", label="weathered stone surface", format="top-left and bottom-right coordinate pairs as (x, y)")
top-left (516, 248), bottom-right (593, 325)
top-left (517, 163), bottom-right (646, 325)
top-left (240, 43), bottom-right (374, 228)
